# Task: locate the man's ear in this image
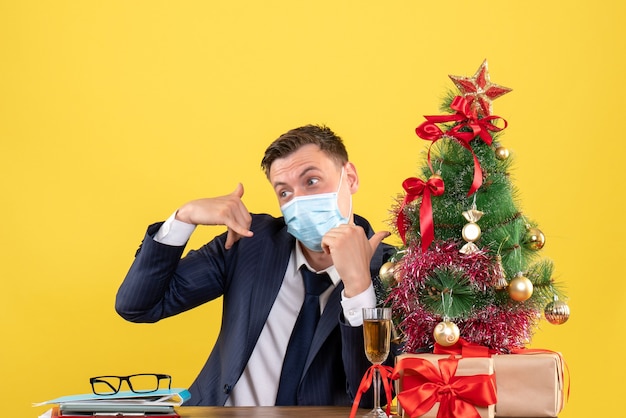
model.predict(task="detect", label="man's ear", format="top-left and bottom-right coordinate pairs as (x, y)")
top-left (345, 162), bottom-right (359, 193)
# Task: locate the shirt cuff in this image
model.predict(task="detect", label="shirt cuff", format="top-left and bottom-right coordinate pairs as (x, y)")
top-left (153, 211), bottom-right (196, 246)
top-left (341, 283), bottom-right (376, 327)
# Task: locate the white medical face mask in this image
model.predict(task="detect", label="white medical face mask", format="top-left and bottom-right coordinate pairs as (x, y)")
top-left (280, 168), bottom-right (352, 252)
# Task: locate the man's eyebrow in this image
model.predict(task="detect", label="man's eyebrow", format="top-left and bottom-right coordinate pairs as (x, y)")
top-left (272, 166), bottom-right (320, 189)
top-left (272, 180), bottom-right (287, 190)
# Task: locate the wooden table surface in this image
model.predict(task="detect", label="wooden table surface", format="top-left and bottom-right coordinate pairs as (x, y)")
top-left (175, 406), bottom-right (558, 417)
top-left (176, 406), bottom-right (368, 417)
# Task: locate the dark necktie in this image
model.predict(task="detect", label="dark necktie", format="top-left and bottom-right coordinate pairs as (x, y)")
top-left (275, 266), bottom-right (332, 405)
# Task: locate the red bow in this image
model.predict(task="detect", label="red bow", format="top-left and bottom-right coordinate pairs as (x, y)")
top-left (415, 96), bottom-right (507, 196)
top-left (433, 338), bottom-right (497, 358)
top-left (435, 342), bottom-right (571, 405)
top-left (392, 356), bottom-right (497, 418)
top-left (397, 176), bottom-right (445, 251)
top-left (349, 364), bottom-right (394, 418)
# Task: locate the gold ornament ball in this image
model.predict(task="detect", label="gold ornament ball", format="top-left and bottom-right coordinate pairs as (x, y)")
top-left (495, 146), bottom-right (510, 160)
top-left (525, 227), bottom-right (546, 250)
top-left (379, 261), bottom-right (398, 284)
top-left (433, 320), bottom-right (460, 346)
top-left (544, 300), bottom-right (570, 325)
top-left (508, 275), bottom-right (534, 302)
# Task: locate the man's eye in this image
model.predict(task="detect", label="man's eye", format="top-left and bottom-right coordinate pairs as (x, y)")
top-left (279, 190), bottom-right (292, 198)
top-left (307, 178), bottom-right (319, 186)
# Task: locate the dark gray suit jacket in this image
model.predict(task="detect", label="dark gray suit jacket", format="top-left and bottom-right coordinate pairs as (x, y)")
top-left (116, 213), bottom-right (394, 406)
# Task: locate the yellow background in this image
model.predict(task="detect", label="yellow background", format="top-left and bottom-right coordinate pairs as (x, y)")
top-left (1, 1), bottom-right (623, 417)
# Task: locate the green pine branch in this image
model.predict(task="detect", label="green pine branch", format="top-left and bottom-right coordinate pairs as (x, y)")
top-left (419, 267), bottom-right (480, 318)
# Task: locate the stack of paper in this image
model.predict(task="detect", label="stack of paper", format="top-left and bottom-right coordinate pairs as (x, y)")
top-left (34, 388), bottom-right (191, 417)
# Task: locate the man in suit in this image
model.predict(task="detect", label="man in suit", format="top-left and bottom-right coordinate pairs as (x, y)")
top-left (116, 124), bottom-right (395, 407)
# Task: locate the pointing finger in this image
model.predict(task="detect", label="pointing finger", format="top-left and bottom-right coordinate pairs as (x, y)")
top-left (369, 230), bottom-right (391, 252)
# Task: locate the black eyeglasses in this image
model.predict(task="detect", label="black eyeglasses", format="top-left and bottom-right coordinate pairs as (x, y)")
top-left (90, 373), bottom-right (172, 395)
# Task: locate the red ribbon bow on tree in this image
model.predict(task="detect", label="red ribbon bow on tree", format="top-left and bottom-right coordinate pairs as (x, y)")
top-left (415, 96), bottom-right (507, 196)
top-left (397, 176), bottom-right (445, 251)
top-left (392, 356), bottom-right (497, 418)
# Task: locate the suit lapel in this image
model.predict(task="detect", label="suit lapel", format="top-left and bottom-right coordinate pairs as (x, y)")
top-left (245, 227), bottom-right (295, 356)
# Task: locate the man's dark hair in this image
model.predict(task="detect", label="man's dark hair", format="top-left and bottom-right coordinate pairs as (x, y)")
top-left (261, 124), bottom-right (349, 178)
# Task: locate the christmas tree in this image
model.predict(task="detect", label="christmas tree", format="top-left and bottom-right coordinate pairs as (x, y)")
top-left (382, 60), bottom-right (570, 354)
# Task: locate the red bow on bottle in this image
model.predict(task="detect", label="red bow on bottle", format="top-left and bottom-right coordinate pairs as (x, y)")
top-left (349, 364), bottom-right (394, 418)
top-left (397, 176), bottom-right (445, 251)
top-left (392, 356), bottom-right (497, 418)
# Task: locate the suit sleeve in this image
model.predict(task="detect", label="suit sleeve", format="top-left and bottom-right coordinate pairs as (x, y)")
top-left (115, 222), bottom-right (229, 323)
top-left (339, 318), bottom-right (373, 405)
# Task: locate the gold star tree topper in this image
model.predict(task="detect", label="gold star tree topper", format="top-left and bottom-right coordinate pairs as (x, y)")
top-left (449, 59), bottom-right (512, 117)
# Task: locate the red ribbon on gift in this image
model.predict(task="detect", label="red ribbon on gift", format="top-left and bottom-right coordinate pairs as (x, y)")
top-left (392, 356), bottom-right (497, 418)
top-left (396, 176), bottom-right (445, 251)
top-left (434, 338), bottom-right (497, 358)
top-left (415, 96), bottom-right (507, 197)
top-left (349, 364), bottom-right (394, 418)
top-left (435, 341), bottom-right (571, 404)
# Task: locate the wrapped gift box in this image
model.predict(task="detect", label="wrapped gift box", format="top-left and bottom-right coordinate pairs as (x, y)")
top-left (493, 352), bottom-right (565, 417)
top-left (393, 353), bottom-right (496, 418)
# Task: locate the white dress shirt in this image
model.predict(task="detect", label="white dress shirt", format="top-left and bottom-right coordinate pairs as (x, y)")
top-left (154, 212), bottom-right (376, 406)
